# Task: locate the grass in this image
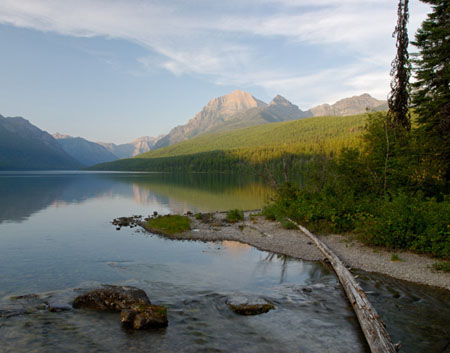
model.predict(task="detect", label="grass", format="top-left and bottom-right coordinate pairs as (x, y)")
top-left (226, 209), bottom-right (244, 223)
top-left (391, 253), bottom-right (402, 262)
top-left (145, 215), bottom-right (191, 235)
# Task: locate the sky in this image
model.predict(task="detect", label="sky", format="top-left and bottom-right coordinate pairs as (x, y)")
top-left (0, 0), bottom-right (430, 144)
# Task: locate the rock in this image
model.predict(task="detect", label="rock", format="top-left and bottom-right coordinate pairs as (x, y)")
top-left (226, 295), bottom-right (275, 315)
top-left (112, 216), bottom-right (142, 228)
top-left (73, 285), bottom-right (151, 312)
top-left (47, 302), bottom-right (73, 312)
top-left (121, 304), bottom-right (168, 329)
top-left (196, 212), bottom-right (214, 224)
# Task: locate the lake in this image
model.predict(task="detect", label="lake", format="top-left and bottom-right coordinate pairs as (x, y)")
top-left (0, 171), bottom-right (448, 353)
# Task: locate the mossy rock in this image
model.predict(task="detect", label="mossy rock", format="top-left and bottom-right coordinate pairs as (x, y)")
top-left (121, 304), bottom-right (168, 329)
top-left (72, 285), bottom-right (151, 312)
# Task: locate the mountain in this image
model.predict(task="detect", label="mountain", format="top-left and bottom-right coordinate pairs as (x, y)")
top-left (154, 90), bottom-right (266, 149)
top-left (98, 136), bottom-right (161, 159)
top-left (154, 90), bottom-right (310, 149)
top-left (0, 115), bottom-right (82, 170)
top-left (53, 133), bottom-right (118, 166)
top-left (207, 95), bottom-right (312, 133)
top-left (309, 93), bottom-right (387, 117)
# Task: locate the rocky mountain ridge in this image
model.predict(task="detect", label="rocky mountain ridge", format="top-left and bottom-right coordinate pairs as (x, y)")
top-left (154, 90), bottom-right (312, 149)
top-left (309, 93), bottom-right (387, 117)
top-left (154, 91), bottom-right (385, 149)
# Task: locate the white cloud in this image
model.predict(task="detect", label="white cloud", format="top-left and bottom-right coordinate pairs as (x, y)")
top-left (0, 0), bottom-right (430, 107)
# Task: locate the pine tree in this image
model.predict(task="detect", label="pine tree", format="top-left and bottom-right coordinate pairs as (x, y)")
top-left (388, 0), bottom-right (411, 131)
top-left (411, 0), bottom-right (450, 185)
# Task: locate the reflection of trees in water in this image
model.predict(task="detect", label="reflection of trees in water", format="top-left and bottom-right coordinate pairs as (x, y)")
top-left (264, 253), bottom-right (290, 284)
top-left (262, 252), bottom-right (330, 284)
top-left (119, 174), bottom-right (272, 212)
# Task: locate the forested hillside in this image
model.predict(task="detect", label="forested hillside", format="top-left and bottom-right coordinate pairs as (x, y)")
top-left (90, 113), bottom-right (368, 172)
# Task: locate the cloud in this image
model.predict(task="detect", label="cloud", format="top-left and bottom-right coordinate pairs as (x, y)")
top-left (0, 0), bottom-right (430, 106)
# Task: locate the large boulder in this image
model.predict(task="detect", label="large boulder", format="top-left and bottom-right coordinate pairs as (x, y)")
top-left (73, 285), bottom-right (151, 312)
top-left (121, 304), bottom-right (168, 329)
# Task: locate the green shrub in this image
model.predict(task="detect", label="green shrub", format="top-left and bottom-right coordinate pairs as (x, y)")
top-left (391, 253), bottom-right (401, 262)
top-left (264, 180), bottom-right (449, 258)
top-left (226, 209), bottom-right (244, 223)
top-left (432, 261), bottom-right (450, 272)
top-left (356, 194), bottom-right (450, 258)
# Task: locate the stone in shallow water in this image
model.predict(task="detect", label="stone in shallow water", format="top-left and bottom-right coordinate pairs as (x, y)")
top-left (47, 302), bottom-right (73, 312)
top-left (121, 304), bottom-right (168, 329)
top-left (72, 285), bottom-right (151, 312)
top-left (226, 295), bottom-right (275, 315)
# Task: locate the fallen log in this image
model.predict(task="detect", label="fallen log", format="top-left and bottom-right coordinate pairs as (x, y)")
top-left (287, 218), bottom-right (398, 353)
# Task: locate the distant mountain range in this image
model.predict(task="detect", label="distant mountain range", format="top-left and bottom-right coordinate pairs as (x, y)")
top-left (0, 91), bottom-right (386, 170)
top-left (97, 136), bottom-right (162, 159)
top-left (309, 93), bottom-right (387, 117)
top-left (0, 115), bottom-right (82, 170)
top-left (154, 91), bottom-right (386, 149)
top-left (53, 134), bottom-right (161, 166)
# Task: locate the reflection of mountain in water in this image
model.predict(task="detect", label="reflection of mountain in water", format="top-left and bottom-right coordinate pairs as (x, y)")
top-left (0, 173), bottom-right (129, 223)
top-left (0, 172), bottom-right (271, 223)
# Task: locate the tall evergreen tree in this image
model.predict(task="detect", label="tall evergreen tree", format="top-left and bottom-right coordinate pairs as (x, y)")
top-left (411, 0), bottom-right (450, 185)
top-left (388, 0), bottom-right (411, 131)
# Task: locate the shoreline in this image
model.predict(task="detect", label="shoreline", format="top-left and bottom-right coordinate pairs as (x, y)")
top-left (141, 211), bottom-right (450, 291)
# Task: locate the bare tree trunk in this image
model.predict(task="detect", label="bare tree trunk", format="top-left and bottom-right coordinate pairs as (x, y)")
top-left (384, 121), bottom-right (390, 194)
top-left (287, 218), bottom-right (398, 353)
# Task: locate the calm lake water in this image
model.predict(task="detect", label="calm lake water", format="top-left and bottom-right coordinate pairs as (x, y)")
top-left (0, 171), bottom-right (448, 353)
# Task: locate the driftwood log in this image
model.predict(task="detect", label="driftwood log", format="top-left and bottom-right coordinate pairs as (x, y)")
top-left (287, 218), bottom-right (398, 353)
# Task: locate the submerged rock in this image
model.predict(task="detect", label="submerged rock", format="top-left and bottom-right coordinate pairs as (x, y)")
top-left (227, 295), bottom-right (275, 315)
top-left (0, 309), bottom-right (26, 318)
top-left (73, 285), bottom-right (151, 312)
top-left (47, 302), bottom-right (73, 312)
top-left (121, 304), bottom-right (168, 329)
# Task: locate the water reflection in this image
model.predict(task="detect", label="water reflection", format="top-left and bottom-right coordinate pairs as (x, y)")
top-left (0, 172), bottom-right (271, 223)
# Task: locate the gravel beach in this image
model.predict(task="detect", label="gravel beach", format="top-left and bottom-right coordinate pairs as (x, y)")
top-left (142, 211), bottom-right (450, 291)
